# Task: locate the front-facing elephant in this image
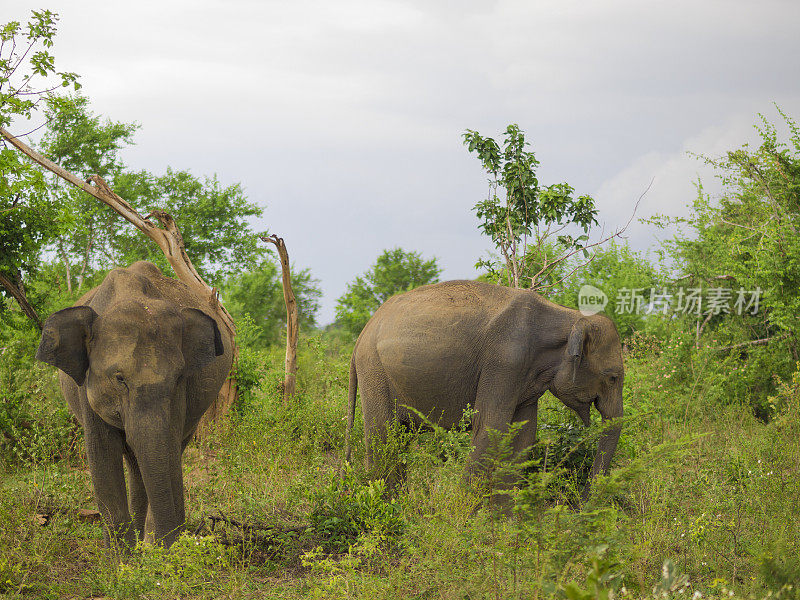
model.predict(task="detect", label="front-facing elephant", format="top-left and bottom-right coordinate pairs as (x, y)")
top-left (36, 261), bottom-right (232, 547)
top-left (345, 280), bottom-right (624, 499)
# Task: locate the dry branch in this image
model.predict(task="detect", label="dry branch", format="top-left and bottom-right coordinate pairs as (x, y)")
top-left (206, 512), bottom-right (305, 535)
top-left (261, 234), bottom-right (298, 406)
top-left (712, 336), bottom-right (784, 351)
top-left (530, 178), bottom-right (653, 292)
top-left (0, 271), bottom-right (42, 329)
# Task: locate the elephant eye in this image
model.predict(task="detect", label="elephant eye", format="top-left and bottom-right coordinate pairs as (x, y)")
top-left (115, 373), bottom-right (128, 388)
top-left (609, 375), bottom-right (618, 385)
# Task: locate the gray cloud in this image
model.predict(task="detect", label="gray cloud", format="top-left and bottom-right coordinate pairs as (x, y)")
top-left (8, 0), bottom-right (800, 322)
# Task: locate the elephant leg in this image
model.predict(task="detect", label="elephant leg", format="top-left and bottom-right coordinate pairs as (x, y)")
top-left (359, 370), bottom-right (391, 471)
top-left (510, 399), bottom-right (538, 460)
top-left (135, 451), bottom-right (184, 546)
top-left (468, 374), bottom-right (527, 488)
top-left (83, 407), bottom-right (134, 548)
top-left (381, 419), bottom-right (411, 494)
top-left (171, 450), bottom-right (187, 540)
top-left (143, 508), bottom-right (156, 544)
top-left (469, 403), bottom-right (517, 468)
top-left (359, 370), bottom-right (407, 490)
top-left (124, 434), bottom-right (190, 545)
top-left (123, 446), bottom-right (147, 543)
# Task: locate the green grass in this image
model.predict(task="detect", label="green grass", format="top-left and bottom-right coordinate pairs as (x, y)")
top-left (0, 335), bottom-right (798, 598)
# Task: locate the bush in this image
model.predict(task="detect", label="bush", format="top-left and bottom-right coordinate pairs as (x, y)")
top-left (93, 534), bottom-right (235, 598)
top-left (0, 319), bottom-right (76, 468)
top-left (309, 465), bottom-right (403, 552)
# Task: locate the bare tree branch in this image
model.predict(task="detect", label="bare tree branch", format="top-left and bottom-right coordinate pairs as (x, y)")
top-left (0, 271), bottom-right (42, 329)
top-left (2, 38), bottom-right (36, 89)
top-left (712, 336), bottom-right (784, 351)
top-left (531, 178), bottom-right (653, 292)
top-left (695, 311), bottom-right (714, 348)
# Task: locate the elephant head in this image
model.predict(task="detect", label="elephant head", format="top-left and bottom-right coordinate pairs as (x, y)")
top-left (549, 315), bottom-right (624, 497)
top-left (36, 299), bottom-right (223, 545)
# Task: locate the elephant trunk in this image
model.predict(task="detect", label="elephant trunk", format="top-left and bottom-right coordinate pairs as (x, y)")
top-left (582, 389), bottom-right (623, 502)
top-left (125, 386), bottom-right (185, 547)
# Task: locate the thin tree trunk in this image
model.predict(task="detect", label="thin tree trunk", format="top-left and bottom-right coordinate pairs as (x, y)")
top-left (57, 238), bottom-right (73, 294)
top-left (696, 311), bottom-right (714, 348)
top-left (261, 234), bottom-right (298, 406)
top-left (0, 270), bottom-right (42, 330)
top-left (77, 223), bottom-right (92, 291)
top-left (0, 126), bottom-right (238, 430)
top-left (506, 213), bottom-right (519, 288)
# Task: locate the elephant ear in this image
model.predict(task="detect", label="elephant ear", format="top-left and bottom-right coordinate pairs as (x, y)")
top-left (567, 318), bottom-right (599, 382)
top-left (567, 318), bottom-right (591, 360)
top-left (181, 308), bottom-right (224, 370)
top-left (36, 306), bottom-right (98, 386)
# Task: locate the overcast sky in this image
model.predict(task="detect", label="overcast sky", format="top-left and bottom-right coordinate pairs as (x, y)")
top-left (8, 0), bottom-right (800, 323)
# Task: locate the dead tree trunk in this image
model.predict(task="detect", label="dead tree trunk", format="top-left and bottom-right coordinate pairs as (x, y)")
top-left (0, 126), bottom-right (238, 430)
top-left (261, 234), bottom-right (298, 406)
top-left (0, 270), bottom-right (42, 330)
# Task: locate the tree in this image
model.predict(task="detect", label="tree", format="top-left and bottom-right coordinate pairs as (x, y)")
top-left (1, 127), bottom-right (249, 426)
top-left (335, 248), bottom-right (441, 337)
top-left (110, 168), bottom-right (265, 286)
top-left (0, 10), bottom-right (80, 326)
top-left (477, 242), bottom-right (571, 292)
top-left (464, 124), bottom-right (599, 289)
top-left (650, 108), bottom-right (800, 415)
top-left (224, 259), bottom-right (321, 348)
top-left (38, 95), bottom-right (265, 288)
top-left (654, 109), bottom-right (800, 344)
top-left (0, 10), bottom-right (80, 129)
top-left (40, 94), bottom-right (138, 292)
top-left (0, 155), bottom-right (53, 328)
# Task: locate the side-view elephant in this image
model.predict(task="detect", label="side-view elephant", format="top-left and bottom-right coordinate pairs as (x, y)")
top-left (345, 280), bottom-right (624, 499)
top-left (36, 261), bottom-right (232, 547)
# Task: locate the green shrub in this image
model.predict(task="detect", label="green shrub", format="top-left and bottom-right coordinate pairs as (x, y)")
top-left (309, 465), bottom-right (403, 552)
top-left (0, 321), bottom-right (76, 468)
top-left (94, 534), bottom-right (235, 598)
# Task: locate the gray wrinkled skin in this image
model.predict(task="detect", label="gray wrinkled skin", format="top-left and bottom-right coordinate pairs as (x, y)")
top-left (36, 261), bottom-right (232, 548)
top-left (345, 280), bottom-right (624, 498)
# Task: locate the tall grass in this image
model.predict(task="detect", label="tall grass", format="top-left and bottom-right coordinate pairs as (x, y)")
top-left (0, 330), bottom-right (798, 598)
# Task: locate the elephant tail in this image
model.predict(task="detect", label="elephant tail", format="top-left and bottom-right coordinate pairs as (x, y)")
top-left (345, 353), bottom-right (357, 463)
